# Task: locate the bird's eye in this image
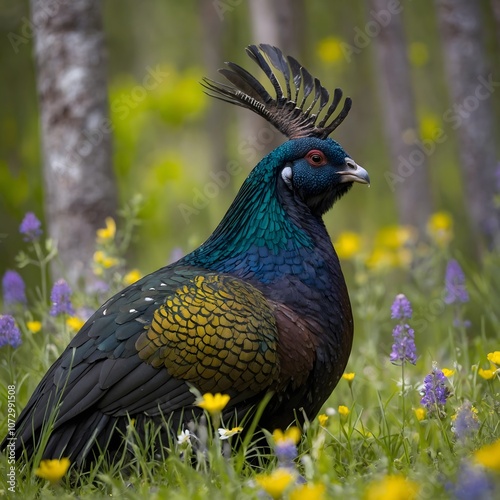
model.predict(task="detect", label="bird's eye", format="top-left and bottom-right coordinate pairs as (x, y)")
top-left (305, 150), bottom-right (327, 167)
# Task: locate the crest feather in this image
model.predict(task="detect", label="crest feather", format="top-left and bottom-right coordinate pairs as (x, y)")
top-left (201, 44), bottom-right (351, 139)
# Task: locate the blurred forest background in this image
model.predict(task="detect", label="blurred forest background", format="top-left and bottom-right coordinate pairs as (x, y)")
top-left (1, 0), bottom-right (499, 293)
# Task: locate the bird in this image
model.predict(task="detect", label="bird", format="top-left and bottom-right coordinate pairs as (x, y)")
top-left (2, 44), bottom-right (369, 468)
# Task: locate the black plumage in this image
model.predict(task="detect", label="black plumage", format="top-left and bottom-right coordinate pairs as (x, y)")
top-left (2, 44), bottom-right (369, 467)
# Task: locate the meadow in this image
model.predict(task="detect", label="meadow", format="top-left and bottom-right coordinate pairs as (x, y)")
top-left (0, 206), bottom-right (499, 499)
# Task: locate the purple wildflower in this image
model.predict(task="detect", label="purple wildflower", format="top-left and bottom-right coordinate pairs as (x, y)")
top-left (19, 212), bottom-right (43, 242)
top-left (2, 270), bottom-right (26, 306)
top-left (390, 294), bottom-right (417, 365)
top-left (452, 401), bottom-right (479, 442)
top-left (448, 462), bottom-right (493, 500)
top-left (49, 279), bottom-right (75, 316)
top-left (453, 318), bottom-right (471, 329)
top-left (391, 293), bottom-right (412, 320)
top-left (0, 315), bottom-right (22, 348)
top-left (390, 323), bottom-right (417, 365)
top-left (169, 247), bottom-right (184, 264)
top-left (77, 306), bottom-right (97, 322)
top-left (444, 260), bottom-right (469, 304)
top-left (420, 366), bottom-right (450, 415)
top-left (275, 440), bottom-right (298, 466)
top-left (90, 280), bottom-right (109, 295)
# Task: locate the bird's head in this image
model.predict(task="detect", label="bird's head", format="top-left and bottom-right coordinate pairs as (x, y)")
top-left (203, 44), bottom-right (369, 218)
top-left (278, 137), bottom-right (369, 216)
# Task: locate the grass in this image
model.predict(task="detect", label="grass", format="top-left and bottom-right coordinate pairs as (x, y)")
top-left (0, 209), bottom-right (499, 499)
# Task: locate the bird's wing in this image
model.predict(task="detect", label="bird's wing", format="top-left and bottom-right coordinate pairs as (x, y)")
top-left (135, 273), bottom-right (279, 397)
top-left (14, 266), bottom-right (280, 457)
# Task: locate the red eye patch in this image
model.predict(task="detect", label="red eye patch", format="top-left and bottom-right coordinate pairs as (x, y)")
top-left (305, 150), bottom-right (327, 167)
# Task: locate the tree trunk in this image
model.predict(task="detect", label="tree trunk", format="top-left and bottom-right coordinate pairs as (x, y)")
top-left (199, 0), bottom-right (230, 178)
top-left (491, 0), bottom-right (500, 59)
top-left (435, 0), bottom-right (500, 251)
top-left (249, 0), bottom-right (304, 57)
top-left (245, 0), bottom-right (305, 157)
top-left (31, 0), bottom-right (118, 290)
top-left (369, 0), bottom-right (433, 234)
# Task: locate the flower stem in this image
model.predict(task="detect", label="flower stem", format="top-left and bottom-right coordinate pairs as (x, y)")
top-left (400, 362), bottom-right (410, 464)
top-left (33, 241), bottom-right (48, 305)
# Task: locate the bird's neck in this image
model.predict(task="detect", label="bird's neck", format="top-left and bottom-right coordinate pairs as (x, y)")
top-left (183, 156), bottom-right (338, 285)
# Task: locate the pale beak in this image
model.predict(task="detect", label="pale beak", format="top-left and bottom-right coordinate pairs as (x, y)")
top-left (338, 158), bottom-right (370, 185)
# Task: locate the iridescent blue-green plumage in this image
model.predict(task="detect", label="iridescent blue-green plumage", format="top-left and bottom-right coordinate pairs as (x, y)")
top-left (2, 45), bottom-right (369, 467)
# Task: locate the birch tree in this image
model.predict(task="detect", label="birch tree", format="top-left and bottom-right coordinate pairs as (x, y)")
top-left (436, 0), bottom-right (500, 252)
top-left (31, 0), bottom-right (118, 289)
top-left (245, 0), bottom-right (305, 156)
top-left (369, 0), bottom-right (433, 233)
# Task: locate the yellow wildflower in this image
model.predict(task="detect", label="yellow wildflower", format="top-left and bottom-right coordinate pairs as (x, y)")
top-left (365, 247), bottom-right (398, 270)
top-left (474, 438), bottom-right (500, 472)
top-left (104, 257), bottom-right (119, 268)
top-left (338, 405), bottom-right (350, 417)
top-left (273, 426), bottom-right (301, 445)
top-left (478, 368), bottom-right (496, 380)
top-left (290, 483), bottom-right (326, 500)
top-left (375, 225), bottom-right (415, 250)
top-left (418, 113), bottom-right (441, 142)
top-left (357, 427), bottom-right (373, 438)
top-left (196, 393), bottom-right (230, 415)
top-left (408, 42), bottom-right (429, 67)
top-left (96, 217), bottom-right (116, 242)
top-left (414, 408), bottom-right (426, 421)
top-left (123, 269), bottom-right (142, 286)
top-left (93, 250), bottom-right (105, 264)
top-left (395, 247), bottom-right (412, 267)
top-left (365, 226), bottom-right (416, 270)
top-left (218, 426), bottom-right (243, 440)
top-left (365, 475), bottom-right (419, 500)
top-left (487, 351), bottom-right (500, 366)
top-left (427, 212), bottom-right (453, 247)
top-left (35, 458), bottom-right (71, 484)
top-left (27, 321), bottom-right (42, 334)
top-left (428, 211), bottom-right (452, 231)
top-left (316, 36), bottom-right (345, 65)
top-left (66, 316), bottom-right (85, 332)
top-left (342, 372), bottom-right (355, 382)
top-left (93, 250), bottom-right (119, 269)
top-left (441, 368), bottom-right (455, 378)
top-left (318, 414), bottom-right (329, 427)
top-left (256, 468), bottom-right (296, 499)
top-left (334, 231), bottom-right (361, 260)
